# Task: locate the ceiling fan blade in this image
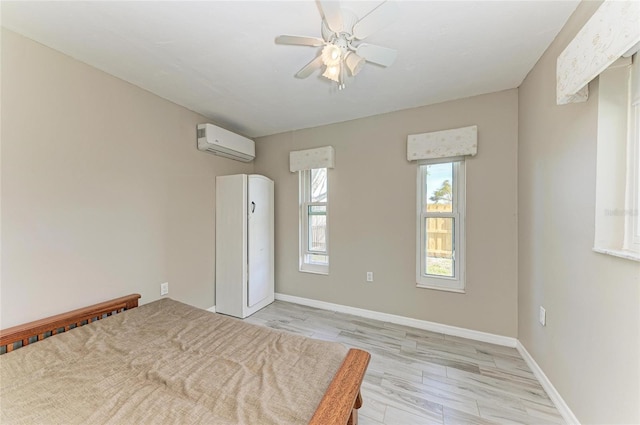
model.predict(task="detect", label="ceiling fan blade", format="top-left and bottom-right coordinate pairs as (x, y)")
top-left (352, 0), bottom-right (399, 40)
top-left (317, 0), bottom-right (343, 32)
top-left (276, 35), bottom-right (325, 47)
top-left (296, 55), bottom-right (324, 79)
top-left (356, 43), bottom-right (397, 67)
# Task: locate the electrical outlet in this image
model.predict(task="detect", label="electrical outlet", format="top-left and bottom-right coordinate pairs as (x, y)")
top-left (366, 272), bottom-right (374, 282)
top-left (160, 282), bottom-right (169, 296)
top-left (539, 306), bottom-right (546, 326)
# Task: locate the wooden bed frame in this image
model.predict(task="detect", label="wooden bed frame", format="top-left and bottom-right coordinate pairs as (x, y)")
top-left (0, 294), bottom-right (370, 425)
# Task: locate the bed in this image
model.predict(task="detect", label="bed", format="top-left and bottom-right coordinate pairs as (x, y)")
top-left (0, 294), bottom-right (370, 424)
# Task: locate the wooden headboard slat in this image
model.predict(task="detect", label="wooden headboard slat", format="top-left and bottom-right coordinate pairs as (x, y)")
top-left (0, 294), bottom-right (141, 353)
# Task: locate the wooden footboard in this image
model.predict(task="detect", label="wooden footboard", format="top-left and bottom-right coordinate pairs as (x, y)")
top-left (310, 348), bottom-right (371, 425)
top-left (0, 294), bottom-right (141, 354)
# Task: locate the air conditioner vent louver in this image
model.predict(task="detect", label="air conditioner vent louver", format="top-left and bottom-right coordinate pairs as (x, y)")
top-left (197, 123), bottom-right (255, 163)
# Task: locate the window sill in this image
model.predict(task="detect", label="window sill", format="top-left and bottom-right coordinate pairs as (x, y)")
top-left (299, 266), bottom-right (329, 275)
top-left (416, 283), bottom-right (465, 294)
top-left (592, 247), bottom-right (640, 262)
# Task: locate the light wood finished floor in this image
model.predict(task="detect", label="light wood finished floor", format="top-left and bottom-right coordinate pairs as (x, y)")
top-left (243, 301), bottom-right (564, 425)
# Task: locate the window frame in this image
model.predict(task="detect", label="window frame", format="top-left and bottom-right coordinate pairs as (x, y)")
top-left (416, 159), bottom-right (466, 292)
top-left (594, 54), bottom-right (640, 261)
top-left (299, 168), bottom-right (329, 274)
top-left (623, 99), bottom-right (640, 253)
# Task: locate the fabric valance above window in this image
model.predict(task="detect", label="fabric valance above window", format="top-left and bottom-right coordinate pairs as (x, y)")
top-left (407, 125), bottom-right (478, 161)
top-left (556, 0), bottom-right (640, 105)
top-left (289, 146), bottom-right (335, 172)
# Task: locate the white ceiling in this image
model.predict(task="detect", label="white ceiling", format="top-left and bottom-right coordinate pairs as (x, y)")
top-left (1, 1), bottom-right (579, 138)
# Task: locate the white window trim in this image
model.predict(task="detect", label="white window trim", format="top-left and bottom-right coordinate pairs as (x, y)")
top-left (416, 159), bottom-right (466, 293)
top-left (623, 100), bottom-right (640, 254)
top-left (299, 169), bottom-right (329, 274)
top-left (594, 55), bottom-right (640, 262)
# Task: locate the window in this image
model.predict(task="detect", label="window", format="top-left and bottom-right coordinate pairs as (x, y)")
top-left (594, 54), bottom-right (640, 261)
top-left (416, 160), bottom-right (465, 292)
top-left (299, 168), bottom-right (329, 274)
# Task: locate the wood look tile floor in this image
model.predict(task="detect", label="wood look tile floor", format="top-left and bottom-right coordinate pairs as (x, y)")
top-left (243, 301), bottom-right (564, 425)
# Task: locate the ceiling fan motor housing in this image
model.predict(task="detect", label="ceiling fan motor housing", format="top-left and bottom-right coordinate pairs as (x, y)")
top-left (321, 8), bottom-right (359, 52)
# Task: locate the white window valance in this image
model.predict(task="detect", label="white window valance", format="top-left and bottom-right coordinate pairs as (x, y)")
top-left (557, 0), bottom-right (640, 105)
top-left (289, 146), bottom-right (335, 172)
top-left (407, 125), bottom-right (478, 161)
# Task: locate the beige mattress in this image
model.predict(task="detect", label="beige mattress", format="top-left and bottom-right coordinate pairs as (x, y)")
top-left (0, 298), bottom-right (348, 424)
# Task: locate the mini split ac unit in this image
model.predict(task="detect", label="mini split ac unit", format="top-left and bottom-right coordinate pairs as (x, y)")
top-left (197, 123), bottom-right (255, 162)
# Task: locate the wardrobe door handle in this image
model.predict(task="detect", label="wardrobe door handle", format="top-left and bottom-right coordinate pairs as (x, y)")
top-left (251, 202), bottom-right (256, 213)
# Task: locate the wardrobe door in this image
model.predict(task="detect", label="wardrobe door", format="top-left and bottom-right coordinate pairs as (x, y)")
top-left (247, 175), bottom-right (273, 308)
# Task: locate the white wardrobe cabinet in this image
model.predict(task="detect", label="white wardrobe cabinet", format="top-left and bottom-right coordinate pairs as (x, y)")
top-left (215, 174), bottom-right (274, 318)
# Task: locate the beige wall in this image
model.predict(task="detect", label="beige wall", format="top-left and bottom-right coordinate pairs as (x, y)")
top-left (255, 89), bottom-right (519, 337)
top-left (0, 30), bottom-right (252, 328)
top-left (518, 2), bottom-right (640, 424)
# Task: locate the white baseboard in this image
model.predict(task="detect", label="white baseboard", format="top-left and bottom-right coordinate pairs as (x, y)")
top-left (206, 306), bottom-right (216, 313)
top-left (516, 341), bottom-right (579, 425)
top-left (274, 293), bottom-right (517, 348)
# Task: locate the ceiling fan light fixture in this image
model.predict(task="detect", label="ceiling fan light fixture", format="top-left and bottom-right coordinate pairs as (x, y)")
top-left (321, 44), bottom-right (342, 66)
top-left (345, 52), bottom-right (365, 76)
top-left (322, 64), bottom-right (341, 83)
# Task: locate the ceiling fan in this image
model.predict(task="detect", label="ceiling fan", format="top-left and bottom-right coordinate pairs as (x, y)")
top-left (276, 0), bottom-right (399, 89)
